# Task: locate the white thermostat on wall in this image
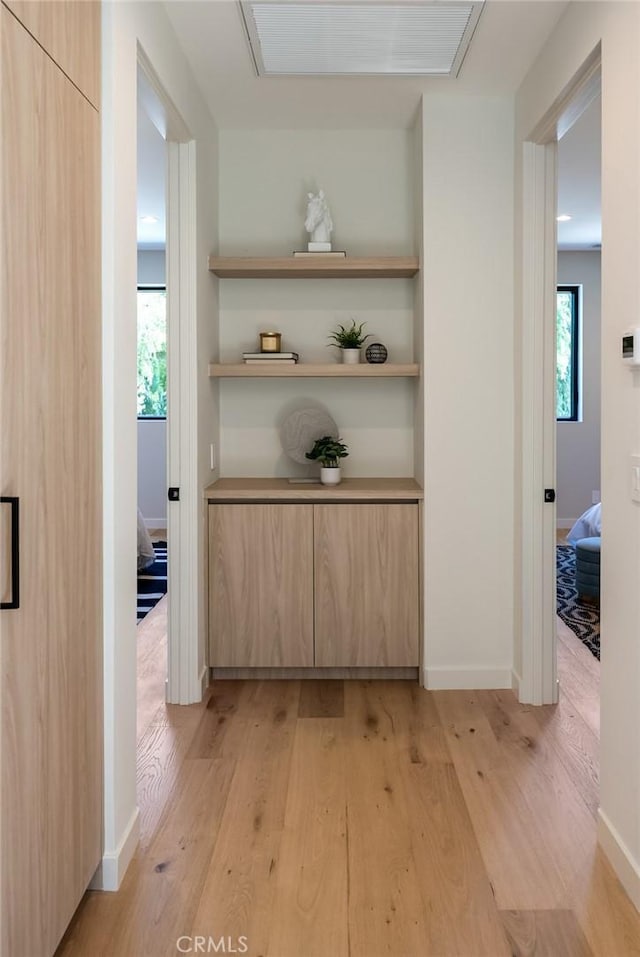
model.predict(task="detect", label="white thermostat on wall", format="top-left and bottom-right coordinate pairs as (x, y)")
top-left (622, 328), bottom-right (640, 366)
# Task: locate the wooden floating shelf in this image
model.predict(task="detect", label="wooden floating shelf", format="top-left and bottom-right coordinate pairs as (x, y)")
top-left (208, 256), bottom-right (419, 279)
top-left (209, 363), bottom-right (420, 378)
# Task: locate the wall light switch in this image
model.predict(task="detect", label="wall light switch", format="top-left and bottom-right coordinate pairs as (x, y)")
top-left (631, 456), bottom-right (640, 503)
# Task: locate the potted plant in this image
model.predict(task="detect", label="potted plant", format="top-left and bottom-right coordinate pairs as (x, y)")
top-left (328, 319), bottom-right (371, 364)
top-left (305, 435), bottom-right (349, 485)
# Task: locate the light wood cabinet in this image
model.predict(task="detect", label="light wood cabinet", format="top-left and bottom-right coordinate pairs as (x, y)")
top-left (314, 504), bottom-right (419, 667)
top-left (1, 7), bottom-right (102, 956)
top-left (3, 0), bottom-right (101, 108)
top-left (207, 492), bottom-right (420, 671)
top-left (209, 504), bottom-right (314, 667)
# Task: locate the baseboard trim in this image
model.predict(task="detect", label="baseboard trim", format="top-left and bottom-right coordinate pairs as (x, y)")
top-left (144, 518), bottom-right (167, 530)
top-left (556, 519), bottom-right (575, 531)
top-left (212, 666), bottom-right (418, 680)
top-left (597, 808), bottom-right (640, 911)
top-left (90, 807), bottom-right (140, 892)
top-left (423, 667), bottom-right (513, 690)
top-left (511, 669), bottom-right (522, 696)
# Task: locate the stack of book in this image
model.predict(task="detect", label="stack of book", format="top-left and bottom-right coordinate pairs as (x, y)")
top-left (293, 250), bottom-right (346, 258)
top-left (242, 351), bottom-right (299, 365)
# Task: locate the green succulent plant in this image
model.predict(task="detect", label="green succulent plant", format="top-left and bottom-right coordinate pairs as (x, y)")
top-left (305, 435), bottom-right (349, 468)
top-left (328, 319), bottom-right (371, 349)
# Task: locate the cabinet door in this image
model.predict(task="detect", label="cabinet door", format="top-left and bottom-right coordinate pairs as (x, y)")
top-left (209, 504), bottom-right (313, 667)
top-left (3, 0), bottom-right (101, 108)
top-left (314, 504), bottom-right (419, 667)
top-left (1, 9), bottom-right (102, 957)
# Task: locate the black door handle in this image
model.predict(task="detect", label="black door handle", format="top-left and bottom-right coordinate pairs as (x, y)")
top-left (1, 496), bottom-right (19, 610)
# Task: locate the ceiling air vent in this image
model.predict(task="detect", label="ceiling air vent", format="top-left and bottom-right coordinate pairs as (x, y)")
top-left (240, 1), bottom-right (484, 77)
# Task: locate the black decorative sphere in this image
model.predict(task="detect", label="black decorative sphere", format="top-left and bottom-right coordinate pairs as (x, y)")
top-left (365, 342), bottom-right (388, 364)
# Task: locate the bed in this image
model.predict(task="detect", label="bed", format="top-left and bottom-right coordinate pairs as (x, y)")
top-left (566, 502), bottom-right (601, 546)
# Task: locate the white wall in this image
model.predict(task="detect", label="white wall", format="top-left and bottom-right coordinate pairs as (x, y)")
top-left (218, 130), bottom-right (415, 478)
top-left (137, 419), bottom-right (166, 525)
top-left (421, 95), bottom-right (515, 690)
top-left (101, 0), bottom-right (218, 889)
top-left (219, 130), bottom-right (414, 257)
top-left (137, 249), bottom-right (167, 527)
top-left (516, 1), bottom-right (640, 911)
top-left (137, 248), bottom-right (165, 284)
top-left (557, 251), bottom-right (601, 526)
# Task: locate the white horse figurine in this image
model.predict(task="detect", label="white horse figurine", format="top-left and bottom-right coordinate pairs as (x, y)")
top-left (305, 190), bottom-right (333, 248)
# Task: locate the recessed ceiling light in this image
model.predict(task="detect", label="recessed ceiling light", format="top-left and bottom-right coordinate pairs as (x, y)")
top-left (240, 1), bottom-right (484, 77)
top-left (556, 214), bottom-right (572, 222)
top-left (140, 214), bottom-right (159, 224)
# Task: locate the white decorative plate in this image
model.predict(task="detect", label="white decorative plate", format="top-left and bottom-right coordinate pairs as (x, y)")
top-left (280, 407), bottom-right (338, 465)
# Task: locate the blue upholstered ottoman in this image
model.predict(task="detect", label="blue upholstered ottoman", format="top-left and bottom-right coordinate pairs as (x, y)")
top-left (575, 536), bottom-right (601, 600)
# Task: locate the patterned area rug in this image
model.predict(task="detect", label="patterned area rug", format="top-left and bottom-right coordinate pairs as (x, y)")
top-left (556, 544), bottom-right (600, 659)
top-left (137, 541), bottom-right (167, 624)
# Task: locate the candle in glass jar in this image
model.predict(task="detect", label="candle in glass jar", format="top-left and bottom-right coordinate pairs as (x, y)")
top-left (260, 331), bottom-right (282, 353)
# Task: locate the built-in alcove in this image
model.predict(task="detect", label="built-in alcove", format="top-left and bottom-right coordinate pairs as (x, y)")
top-left (213, 127), bottom-right (423, 483)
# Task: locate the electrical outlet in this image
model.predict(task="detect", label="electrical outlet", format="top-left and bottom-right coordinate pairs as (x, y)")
top-left (210, 442), bottom-right (217, 470)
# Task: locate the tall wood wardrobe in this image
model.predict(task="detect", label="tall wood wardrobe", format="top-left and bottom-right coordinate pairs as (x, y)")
top-left (1, 3), bottom-right (103, 955)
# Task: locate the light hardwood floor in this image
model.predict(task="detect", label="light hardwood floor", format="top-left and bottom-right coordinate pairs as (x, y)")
top-left (137, 594), bottom-right (168, 742)
top-left (56, 607), bottom-right (638, 957)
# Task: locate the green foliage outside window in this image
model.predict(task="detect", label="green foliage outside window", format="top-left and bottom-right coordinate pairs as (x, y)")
top-left (557, 287), bottom-right (578, 420)
top-left (137, 288), bottom-right (167, 417)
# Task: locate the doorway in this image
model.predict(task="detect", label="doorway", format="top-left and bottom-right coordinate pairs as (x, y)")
top-left (137, 54), bottom-right (201, 707)
top-left (554, 94), bottom-right (602, 730)
top-left (136, 90), bottom-right (169, 731)
top-left (556, 97), bottom-right (602, 704)
top-left (518, 48), bottom-right (601, 706)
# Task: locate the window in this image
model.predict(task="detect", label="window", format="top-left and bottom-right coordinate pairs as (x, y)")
top-left (556, 285), bottom-right (579, 421)
top-left (137, 286), bottom-right (166, 418)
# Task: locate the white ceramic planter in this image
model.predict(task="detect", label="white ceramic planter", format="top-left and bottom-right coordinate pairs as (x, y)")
top-left (320, 466), bottom-right (342, 486)
top-left (341, 348), bottom-right (361, 364)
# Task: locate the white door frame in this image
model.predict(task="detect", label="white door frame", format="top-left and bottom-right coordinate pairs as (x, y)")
top-left (138, 51), bottom-right (201, 704)
top-left (518, 47), bottom-right (601, 705)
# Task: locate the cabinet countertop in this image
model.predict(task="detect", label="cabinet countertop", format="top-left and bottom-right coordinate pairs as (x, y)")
top-left (204, 477), bottom-right (423, 502)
